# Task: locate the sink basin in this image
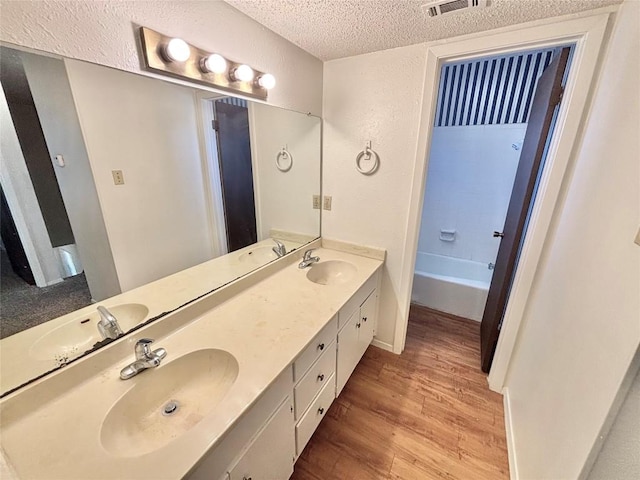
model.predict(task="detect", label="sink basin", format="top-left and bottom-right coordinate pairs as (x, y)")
top-left (306, 260), bottom-right (357, 285)
top-left (238, 246), bottom-right (277, 264)
top-left (101, 349), bottom-right (239, 457)
top-left (28, 303), bottom-right (149, 362)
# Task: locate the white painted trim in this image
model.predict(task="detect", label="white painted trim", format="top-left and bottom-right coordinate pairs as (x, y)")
top-left (196, 93), bottom-right (228, 256)
top-left (395, 11), bottom-right (614, 381)
top-left (487, 13), bottom-right (611, 392)
top-left (371, 338), bottom-right (393, 353)
top-left (247, 103), bottom-right (264, 241)
top-left (503, 387), bottom-right (519, 480)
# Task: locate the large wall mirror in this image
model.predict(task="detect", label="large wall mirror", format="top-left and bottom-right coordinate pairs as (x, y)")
top-left (0, 44), bottom-right (321, 395)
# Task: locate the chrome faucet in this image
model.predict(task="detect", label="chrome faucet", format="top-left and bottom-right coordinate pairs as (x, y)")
top-left (298, 249), bottom-right (320, 269)
top-left (120, 339), bottom-right (167, 380)
top-left (97, 306), bottom-right (123, 340)
top-left (272, 239), bottom-right (287, 258)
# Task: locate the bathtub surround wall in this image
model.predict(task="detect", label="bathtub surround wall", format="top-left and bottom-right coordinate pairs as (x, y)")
top-left (417, 124), bottom-right (527, 265)
top-left (0, 1), bottom-right (323, 116)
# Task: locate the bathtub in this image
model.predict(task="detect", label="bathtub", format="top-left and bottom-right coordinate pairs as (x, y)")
top-left (411, 253), bottom-right (492, 321)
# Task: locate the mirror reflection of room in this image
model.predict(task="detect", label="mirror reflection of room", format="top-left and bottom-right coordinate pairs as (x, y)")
top-left (0, 46), bottom-right (320, 343)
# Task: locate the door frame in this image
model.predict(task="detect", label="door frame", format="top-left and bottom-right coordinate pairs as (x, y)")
top-left (194, 91), bottom-right (229, 257)
top-left (394, 10), bottom-right (613, 393)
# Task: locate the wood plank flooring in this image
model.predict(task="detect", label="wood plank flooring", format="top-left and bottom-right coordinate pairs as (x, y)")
top-left (291, 305), bottom-right (509, 480)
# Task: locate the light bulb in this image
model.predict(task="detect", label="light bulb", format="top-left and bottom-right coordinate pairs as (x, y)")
top-left (233, 64), bottom-right (254, 82)
top-left (257, 73), bottom-right (276, 90)
top-left (201, 53), bottom-right (227, 74)
top-left (164, 38), bottom-right (191, 63)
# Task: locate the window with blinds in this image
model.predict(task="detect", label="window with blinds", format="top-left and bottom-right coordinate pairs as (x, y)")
top-left (435, 48), bottom-right (559, 127)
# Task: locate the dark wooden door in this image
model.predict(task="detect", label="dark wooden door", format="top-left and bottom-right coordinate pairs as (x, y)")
top-left (480, 47), bottom-right (570, 373)
top-left (214, 101), bottom-right (257, 252)
top-left (1, 186), bottom-right (36, 285)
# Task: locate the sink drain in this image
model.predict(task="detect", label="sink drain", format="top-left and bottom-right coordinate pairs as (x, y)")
top-left (162, 401), bottom-right (179, 416)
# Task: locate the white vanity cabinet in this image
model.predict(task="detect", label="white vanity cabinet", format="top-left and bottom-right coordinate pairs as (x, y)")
top-left (293, 316), bottom-right (337, 456)
top-left (228, 398), bottom-right (295, 480)
top-left (336, 276), bottom-right (378, 396)
top-left (186, 369), bottom-right (295, 480)
top-left (187, 269), bottom-right (380, 480)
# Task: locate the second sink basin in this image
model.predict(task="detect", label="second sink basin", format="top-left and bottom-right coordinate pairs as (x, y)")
top-left (28, 303), bottom-right (149, 362)
top-left (238, 246), bottom-right (277, 264)
top-left (306, 260), bottom-right (357, 285)
top-left (101, 349), bottom-right (239, 458)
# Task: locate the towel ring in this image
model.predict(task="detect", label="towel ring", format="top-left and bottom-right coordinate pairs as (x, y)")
top-left (356, 142), bottom-right (380, 175)
top-left (276, 147), bottom-right (293, 172)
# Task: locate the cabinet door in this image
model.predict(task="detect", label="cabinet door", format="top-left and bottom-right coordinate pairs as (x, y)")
top-left (228, 398), bottom-right (295, 480)
top-left (336, 309), bottom-right (361, 396)
top-left (358, 292), bottom-right (376, 356)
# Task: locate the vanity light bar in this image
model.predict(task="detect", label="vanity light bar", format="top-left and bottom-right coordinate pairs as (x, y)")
top-left (138, 27), bottom-right (274, 100)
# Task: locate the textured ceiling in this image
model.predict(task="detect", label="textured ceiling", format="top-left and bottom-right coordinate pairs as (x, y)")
top-left (225, 0), bottom-right (621, 61)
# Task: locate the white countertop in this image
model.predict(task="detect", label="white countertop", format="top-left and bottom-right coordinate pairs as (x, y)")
top-left (0, 247), bottom-right (383, 479)
top-left (0, 237), bottom-right (304, 395)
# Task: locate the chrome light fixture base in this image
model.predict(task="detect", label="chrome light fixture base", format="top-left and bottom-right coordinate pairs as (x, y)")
top-left (138, 27), bottom-right (269, 100)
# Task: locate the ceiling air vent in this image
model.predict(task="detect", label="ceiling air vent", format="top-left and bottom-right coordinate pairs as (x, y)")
top-left (422, 0), bottom-right (488, 17)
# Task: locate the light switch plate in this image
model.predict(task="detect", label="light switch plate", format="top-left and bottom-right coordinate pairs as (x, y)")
top-left (312, 195), bottom-right (321, 209)
top-left (323, 195), bottom-right (332, 211)
top-left (112, 170), bottom-right (125, 185)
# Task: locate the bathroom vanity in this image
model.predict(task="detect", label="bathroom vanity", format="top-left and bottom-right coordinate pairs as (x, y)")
top-left (0, 241), bottom-right (384, 479)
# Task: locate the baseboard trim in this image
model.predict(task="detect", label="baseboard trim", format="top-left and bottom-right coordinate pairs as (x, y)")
top-left (503, 387), bottom-right (519, 480)
top-left (371, 338), bottom-right (394, 353)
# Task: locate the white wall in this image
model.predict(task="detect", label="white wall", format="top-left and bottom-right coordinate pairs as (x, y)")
top-left (0, 89), bottom-right (61, 287)
top-left (20, 52), bottom-right (121, 301)
top-left (249, 103), bottom-right (321, 241)
top-left (323, 44), bottom-right (428, 348)
top-left (418, 124), bottom-right (526, 265)
top-left (502, 1), bottom-right (640, 477)
top-left (0, 0), bottom-right (322, 116)
top-left (587, 362), bottom-right (640, 480)
top-left (65, 60), bottom-right (214, 293)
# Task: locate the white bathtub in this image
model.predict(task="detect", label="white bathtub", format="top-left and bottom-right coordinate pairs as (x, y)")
top-left (411, 253), bottom-right (492, 321)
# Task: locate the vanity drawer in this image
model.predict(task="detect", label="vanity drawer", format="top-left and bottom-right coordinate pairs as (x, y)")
top-left (295, 372), bottom-right (335, 455)
top-left (338, 273), bottom-right (377, 330)
top-left (294, 341), bottom-right (336, 420)
top-left (293, 315), bottom-right (337, 381)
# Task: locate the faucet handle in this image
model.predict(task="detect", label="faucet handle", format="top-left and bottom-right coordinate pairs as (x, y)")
top-left (135, 338), bottom-right (154, 359)
top-left (303, 248), bottom-right (315, 260)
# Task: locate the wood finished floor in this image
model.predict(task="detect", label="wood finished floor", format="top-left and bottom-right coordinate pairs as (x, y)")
top-left (291, 305), bottom-right (509, 480)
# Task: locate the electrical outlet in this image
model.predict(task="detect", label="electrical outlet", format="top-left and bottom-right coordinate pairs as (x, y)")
top-left (323, 195), bottom-right (332, 211)
top-left (312, 195), bottom-right (321, 209)
top-left (112, 170), bottom-right (125, 185)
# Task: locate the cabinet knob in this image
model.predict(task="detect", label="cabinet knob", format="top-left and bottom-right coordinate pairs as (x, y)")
top-left (318, 342), bottom-right (325, 351)
top-left (317, 374), bottom-right (325, 382)
top-left (362, 316), bottom-right (368, 322)
top-left (243, 477), bottom-right (252, 480)
top-left (356, 323), bottom-right (361, 328)
top-left (318, 407), bottom-right (325, 415)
